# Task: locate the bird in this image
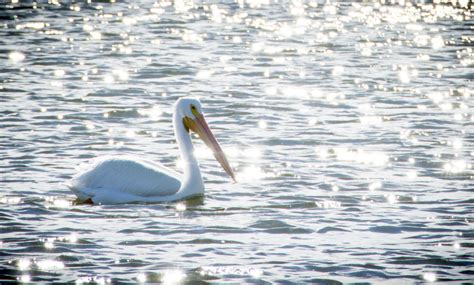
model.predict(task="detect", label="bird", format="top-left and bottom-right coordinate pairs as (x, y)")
top-left (68, 97), bottom-right (235, 204)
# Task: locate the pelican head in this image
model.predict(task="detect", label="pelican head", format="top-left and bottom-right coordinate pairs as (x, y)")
top-left (175, 97), bottom-right (236, 181)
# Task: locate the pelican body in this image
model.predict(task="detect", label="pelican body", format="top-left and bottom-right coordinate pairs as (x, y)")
top-left (68, 98), bottom-right (235, 204)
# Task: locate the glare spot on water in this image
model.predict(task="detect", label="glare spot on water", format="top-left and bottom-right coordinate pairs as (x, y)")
top-left (136, 273), bottom-right (147, 283)
top-left (194, 146), bottom-right (212, 158)
top-left (104, 74), bottom-right (115, 84)
top-left (308, 118), bottom-right (318, 126)
top-left (138, 105), bottom-right (162, 121)
top-left (427, 92), bottom-right (445, 104)
top-left (83, 24), bottom-right (93, 32)
top-left (18, 275), bottom-right (31, 283)
top-left (122, 17), bottom-right (137, 25)
top-left (423, 272), bottom-right (437, 282)
top-left (200, 266), bottom-right (263, 278)
top-left (444, 160), bottom-right (470, 174)
top-left (16, 21), bottom-right (47, 30)
top-left (85, 122), bottom-right (95, 130)
top-left (332, 148), bottom-right (389, 167)
top-left (407, 170), bottom-right (418, 180)
top-left (244, 147), bottom-right (262, 159)
top-left (175, 203), bottom-right (186, 212)
top-left (225, 146), bottom-right (240, 158)
top-left (112, 69), bottom-right (129, 81)
top-left (315, 200), bottom-right (341, 209)
top-left (44, 240), bottom-right (54, 249)
top-left (258, 120), bottom-right (267, 129)
top-left (18, 259), bottom-right (31, 271)
top-left (237, 165), bottom-right (272, 182)
top-left (126, 130), bottom-right (135, 138)
top-left (406, 23), bottom-right (423, 31)
top-left (89, 31), bottom-right (102, 40)
top-left (332, 66), bottom-right (344, 77)
top-left (451, 138), bottom-right (463, 149)
top-left (360, 116), bottom-right (383, 125)
top-left (37, 259), bottom-right (65, 271)
top-left (196, 70), bottom-right (214, 79)
top-left (386, 194), bottom-right (398, 204)
top-left (399, 67), bottom-right (410, 83)
top-left (76, 276), bottom-right (111, 285)
top-left (45, 197), bottom-right (72, 209)
top-left (9, 51), bottom-right (25, 62)
top-left (65, 234), bottom-right (78, 243)
top-left (369, 181), bottom-right (382, 191)
top-left (315, 147), bottom-right (330, 160)
top-left (161, 269), bottom-right (185, 285)
top-left (54, 69), bottom-right (66, 77)
top-left (431, 36), bottom-right (444, 50)
top-left (1, 197), bottom-right (22, 204)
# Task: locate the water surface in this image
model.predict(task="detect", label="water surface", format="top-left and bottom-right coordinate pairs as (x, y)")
top-left (0, 0), bottom-right (473, 283)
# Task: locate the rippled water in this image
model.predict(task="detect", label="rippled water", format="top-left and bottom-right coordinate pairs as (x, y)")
top-left (1, 0), bottom-right (473, 283)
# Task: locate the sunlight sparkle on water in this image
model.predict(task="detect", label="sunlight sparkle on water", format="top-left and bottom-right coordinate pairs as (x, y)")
top-left (175, 202), bottom-right (186, 212)
top-left (444, 160), bottom-right (470, 174)
top-left (54, 69), bottom-right (66, 77)
top-left (138, 105), bottom-right (162, 120)
top-left (386, 194), bottom-right (398, 204)
top-left (103, 74), bottom-right (115, 84)
top-left (323, 147), bottom-right (390, 167)
top-left (315, 200), bottom-right (341, 209)
top-left (45, 197), bottom-right (72, 208)
top-left (423, 272), bottom-right (437, 282)
top-left (162, 269), bottom-right (185, 285)
top-left (369, 181), bottom-right (382, 191)
top-left (136, 273), bottom-right (147, 283)
top-left (360, 116), bottom-right (383, 125)
top-left (18, 259), bottom-right (31, 271)
top-left (44, 239), bottom-right (54, 249)
top-left (8, 51), bottom-right (25, 62)
top-left (1, 196), bottom-right (22, 204)
top-left (19, 275), bottom-right (31, 283)
top-left (200, 266), bottom-right (263, 278)
top-left (237, 165), bottom-right (273, 182)
top-left (431, 36), bottom-right (444, 50)
top-left (37, 259), bottom-right (65, 271)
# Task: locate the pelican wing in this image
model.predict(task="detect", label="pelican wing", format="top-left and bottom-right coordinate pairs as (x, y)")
top-left (69, 156), bottom-right (181, 203)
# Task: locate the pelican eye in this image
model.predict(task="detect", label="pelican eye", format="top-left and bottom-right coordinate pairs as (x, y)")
top-left (190, 104), bottom-right (199, 116)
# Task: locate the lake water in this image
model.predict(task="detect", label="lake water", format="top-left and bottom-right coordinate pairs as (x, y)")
top-left (0, 0), bottom-right (473, 283)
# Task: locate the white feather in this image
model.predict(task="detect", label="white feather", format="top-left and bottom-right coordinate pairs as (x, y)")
top-left (69, 156), bottom-right (181, 203)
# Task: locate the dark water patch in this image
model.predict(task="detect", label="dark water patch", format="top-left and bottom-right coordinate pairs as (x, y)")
top-left (205, 226), bottom-right (252, 234)
top-left (304, 278), bottom-right (343, 285)
top-left (183, 238), bottom-right (243, 245)
top-left (118, 240), bottom-right (178, 246)
top-left (317, 226), bottom-right (350, 234)
top-left (369, 226), bottom-right (403, 234)
top-left (348, 269), bottom-right (392, 279)
top-left (388, 257), bottom-right (473, 267)
top-left (250, 220), bottom-right (313, 234)
top-left (111, 258), bottom-right (148, 268)
top-left (305, 265), bottom-right (350, 273)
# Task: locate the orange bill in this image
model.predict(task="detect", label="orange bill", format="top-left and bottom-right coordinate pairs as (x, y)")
top-left (184, 114), bottom-right (236, 181)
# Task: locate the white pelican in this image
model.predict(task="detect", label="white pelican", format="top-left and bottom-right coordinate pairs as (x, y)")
top-left (68, 97), bottom-right (235, 204)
